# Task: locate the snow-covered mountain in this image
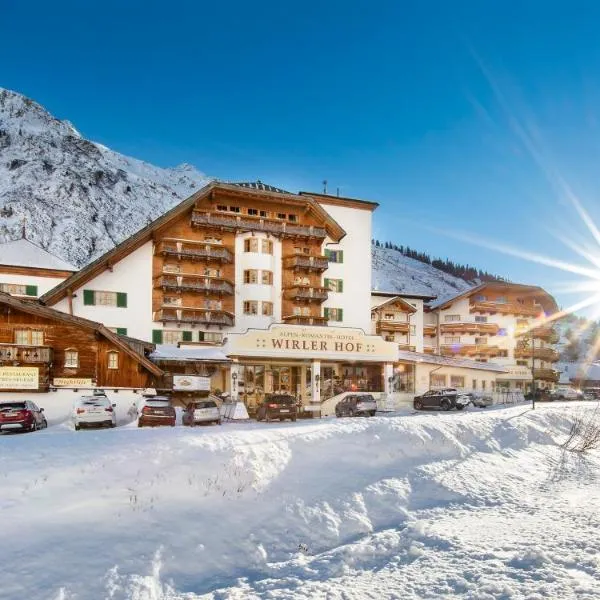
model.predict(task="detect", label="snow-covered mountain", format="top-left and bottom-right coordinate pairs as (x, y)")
top-left (0, 88), bottom-right (210, 267)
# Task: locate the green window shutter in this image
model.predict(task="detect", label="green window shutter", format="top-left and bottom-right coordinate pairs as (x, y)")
top-left (324, 307), bottom-right (330, 320)
top-left (182, 330), bottom-right (193, 342)
top-left (25, 285), bottom-right (38, 296)
top-left (83, 290), bottom-right (95, 305)
top-left (338, 280), bottom-right (343, 293)
top-left (338, 250), bottom-right (344, 263)
top-left (116, 327), bottom-right (127, 336)
top-left (116, 292), bottom-right (128, 308)
top-left (339, 308), bottom-right (343, 321)
top-left (324, 278), bottom-right (330, 289)
top-left (324, 249), bottom-right (331, 260)
top-left (152, 329), bottom-right (163, 344)
top-left (198, 331), bottom-right (205, 341)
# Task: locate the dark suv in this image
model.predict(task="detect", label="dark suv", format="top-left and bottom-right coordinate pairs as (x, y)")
top-left (0, 400), bottom-right (48, 433)
top-left (256, 394), bottom-right (298, 422)
top-left (413, 388), bottom-right (469, 411)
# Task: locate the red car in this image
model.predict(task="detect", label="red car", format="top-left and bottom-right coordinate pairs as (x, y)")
top-left (0, 400), bottom-right (48, 433)
top-left (137, 396), bottom-right (176, 428)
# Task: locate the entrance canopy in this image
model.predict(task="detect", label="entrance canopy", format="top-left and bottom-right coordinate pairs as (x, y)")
top-left (226, 324), bottom-right (398, 363)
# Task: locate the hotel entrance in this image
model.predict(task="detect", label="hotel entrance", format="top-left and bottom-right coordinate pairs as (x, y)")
top-left (321, 363), bottom-right (384, 401)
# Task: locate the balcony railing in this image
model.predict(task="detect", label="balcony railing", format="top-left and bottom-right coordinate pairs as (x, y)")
top-left (155, 275), bottom-right (234, 295)
top-left (470, 301), bottom-right (542, 317)
top-left (376, 320), bottom-right (410, 333)
top-left (0, 344), bottom-right (53, 363)
top-left (283, 254), bottom-right (329, 272)
top-left (423, 325), bottom-right (437, 336)
top-left (517, 324), bottom-right (560, 343)
top-left (191, 211), bottom-right (327, 239)
top-left (440, 322), bottom-right (500, 335)
top-left (514, 347), bottom-right (560, 362)
top-left (398, 344), bottom-right (416, 352)
top-left (440, 344), bottom-right (502, 357)
top-left (423, 345), bottom-right (436, 354)
top-left (158, 243), bottom-right (233, 263)
top-left (284, 286), bottom-right (329, 302)
top-left (282, 315), bottom-right (328, 326)
top-left (534, 368), bottom-right (560, 382)
top-left (154, 309), bottom-right (234, 327)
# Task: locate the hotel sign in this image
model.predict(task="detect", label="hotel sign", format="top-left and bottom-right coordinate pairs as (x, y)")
top-left (228, 325), bottom-right (398, 362)
top-left (53, 378), bottom-right (94, 387)
top-left (0, 367), bottom-right (39, 390)
top-left (173, 375), bottom-right (211, 391)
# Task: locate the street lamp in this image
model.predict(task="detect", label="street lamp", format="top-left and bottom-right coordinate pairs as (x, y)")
top-left (531, 328), bottom-right (536, 410)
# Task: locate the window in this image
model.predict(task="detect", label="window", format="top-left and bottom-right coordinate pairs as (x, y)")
top-left (324, 249), bottom-right (344, 263)
top-left (83, 290), bottom-right (127, 307)
top-left (244, 269), bottom-right (259, 284)
top-left (0, 283), bottom-right (37, 296)
top-left (450, 375), bottom-right (465, 388)
top-left (472, 379), bottom-right (477, 390)
top-left (261, 239), bottom-right (273, 254)
top-left (64, 349), bottom-right (79, 368)
top-left (384, 312), bottom-right (395, 320)
top-left (216, 205), bottom-right (228, 211)
top-left (262, 301), bottom-right (273, 316)
top-left (229, 206), bottom-right (240, 213)
top-left (475, 337), bottom-right (487, 345)
top-left (204, 236), bottom-right (222, 244)
top-left (260, 210), bottom-right (267, 217)
top-left (324, 278), bottom-right (343, 293)
top-left (244, 301), bottom-right (258, 315)
top-left (163, 263), bottom-right (181, 273)
top-left (107, 352), bottom-right (119, 370)
top-left (482, 380), bottom-right (487, 390)
top-left (444, 336), bottom-right (461, 344)
top-left (261, 270), bottom-right (273, 285)
top-left (203, 267), bottom-right (221, 277)
top-left (14, 330), bottom-right (44, 345)
top-left (199, 331), bottom-right (223, 343)
top-left (385, 335), bottom-right (395, 342)
top-left (495, 296), bottom-right (507, 304)
top-left (277, 212), bottom-right (286, 220)
top-left (474, 294), bottom-right (487, 302)
top-left (444, 314), bottom-right (461, 322)
top-left (324, 307), bottom-right (343, 322)
top-left (244, 238), bottom-right (259, 253)
top-left (431, 374), bottom-right (447, 387)
top-left (163, 296), bottom-right (182, 306)
top-left (202, 299), bottom-right (222, 310)
top-left (516, 360), bottom-right (528, 366)
top-left (288, 214), bottom-right (297, 222)
top-left (248, 208), bottom-right (258, 216)
top-left (163, 330), bottom-right (183, 344)
top-left (108, 327), bottom-right (128, 336)
top-left (474, 315), bottom-right (488, 323)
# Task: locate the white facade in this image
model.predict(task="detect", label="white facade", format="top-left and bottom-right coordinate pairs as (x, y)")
top-left (318, 202), bottom-right (372, 332)
top-left (0, 272), bottom-right (69, 298)
top-left (54, 241), bottom-right (154, 341)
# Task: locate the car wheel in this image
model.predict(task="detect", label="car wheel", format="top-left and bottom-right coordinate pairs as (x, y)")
top-left (414, 400), bottom-right (424, 410)
top-left (440, 399), bottom-right (451, 411)
top-left (30, 422), bottom-right (37, 432)
top-left (43, 419), bottom-right (48, 429)
top-left (292, 416), bottom-right (297, 422)
top-left (75, 424), bottom-right (81, 431)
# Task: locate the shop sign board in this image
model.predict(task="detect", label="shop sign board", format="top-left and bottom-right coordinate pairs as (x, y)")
top-left (0, 367), bottom-right (39, 390)
top-left (173, 375), bottom-right (211, 391)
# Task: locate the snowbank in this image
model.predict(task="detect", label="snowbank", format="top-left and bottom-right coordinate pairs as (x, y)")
top-left (0, 403), bottom-right (599, 599)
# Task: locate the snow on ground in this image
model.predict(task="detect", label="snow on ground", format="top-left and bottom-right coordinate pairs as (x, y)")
top-left (1, 403), bottom-right (599, 599)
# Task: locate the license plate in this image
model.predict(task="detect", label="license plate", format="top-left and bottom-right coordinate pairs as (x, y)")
top-left (279, 409), bottom-right (289, 413)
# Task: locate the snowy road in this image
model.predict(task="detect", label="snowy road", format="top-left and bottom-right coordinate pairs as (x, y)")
top-left (1, 403), bottom-right (599, 599)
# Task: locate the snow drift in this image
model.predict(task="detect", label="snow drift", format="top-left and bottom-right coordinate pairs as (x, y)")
top-left (1, 403), bottom-right (599, 599)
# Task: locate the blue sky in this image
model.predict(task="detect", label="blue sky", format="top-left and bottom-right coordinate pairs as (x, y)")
top-left (3, 0), bottom-right (600, 313)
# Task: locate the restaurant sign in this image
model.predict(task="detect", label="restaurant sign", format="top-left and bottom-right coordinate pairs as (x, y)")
top-left (53, 378), bottom-right (94, 387)
top-left (227, 325), bottom-right (398, 362)
top-left (0, 367), bottom-right (39, 390)
top-left (173, 375), bottom-right (211, 391)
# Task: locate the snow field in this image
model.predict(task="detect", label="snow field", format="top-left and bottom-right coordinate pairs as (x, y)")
top-left (0, 403), bottom-right (599, 599)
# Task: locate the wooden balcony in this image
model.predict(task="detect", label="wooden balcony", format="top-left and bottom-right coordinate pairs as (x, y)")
top-left (283, 254), bottom-right (329, 272)
top-left (157, 241), bottom-right (233, 263)
top-left (534, 368), bottom-right (560, 382)
top-left (284, 286), bottom-right (329, 302)
top-left (514, 347), bottom-right (560, 362)
top-left (191, 211), bottom-right (327, 239)
top-left (282, 315), bottom-right (328, 326)
top-left (423, 324), bottom-right (437, 337)
top-left (154, 308), bottom-right (234, 328)
top-left (470, 301), bottom-right (542, 317)
top-left (440, 322), bottom-right (499, 335)
top-left (440, 344), bottom-right (502, 357)
top-left (0, 344), bottom-right (53, 364)
top-left (398, 344), bottom-right (416, 352)
top-left (376, 320), bottom-right (410, 334)
top-left (517, 324), bottom-right (560, 343)
top-left (154, 275), bottom-right (234, 295)
top-left (423, 345), bottom-right (436, 354)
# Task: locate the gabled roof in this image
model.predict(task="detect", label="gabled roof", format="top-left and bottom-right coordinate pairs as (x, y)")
top-left (371, 296), bottom-right (417, 313)
top-left (371, 290), bottom-right (437, 301)
top-left (150, 345), bottom-right (231, 363)
top-left (230, 180), bottom-right (290, 194)
top-left (40, 181), bottom-right (346, 305)
top-left (427, 282), bottom-right (558, 313)
top-left (299, 191), bottom-right (379, 212)
top-left (0, 292), bottom-right (163, 377)
top-left (0, 238), bottom-right (77, 272)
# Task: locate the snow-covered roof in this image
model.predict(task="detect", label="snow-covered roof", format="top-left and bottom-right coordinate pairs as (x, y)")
top-left (0, 238), bottom-right (77, 271)
top-left (230, 180), bottom-right (290, 194)
top-left (150, 345), bottom-right (231, 362)
top-left (397, 350), bottom-right (508, 372)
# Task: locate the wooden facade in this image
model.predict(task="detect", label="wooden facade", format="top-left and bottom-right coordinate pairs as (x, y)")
top-left (0, 293), bottom-right (162, 392)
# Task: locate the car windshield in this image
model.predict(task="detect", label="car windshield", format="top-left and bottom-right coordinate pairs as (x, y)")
top-left (0, 402), bottom-right (26, 411)
top-left (268, 396), bottom-right (295, 404)
top-left (194, 401), bottom-right (216, 409)
top-left (357, 395), bottom-right (375, 402)
top-left (145, 399), bottom-right (171, 407)
top-left (80, 398), bottom-right (109, 406)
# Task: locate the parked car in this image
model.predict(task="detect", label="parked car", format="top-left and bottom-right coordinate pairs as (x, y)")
top-left (0, 400), bottom-right (47, 433)
top-left (138, 396), bottom-right (176, 427)
top-left (551, 387), bottom-right (583, 401)
top-left (335, 393), bottom-right (377, 417)
top-left (413, 388), bottom-right (470, 411)
top-left (256, 394), bottom-right (298, 422)
top-left (73, 395), bottom-right (117, 430)
top-left (464, 392), bottom-right (494, 408)
top-left (182, 399), bottom-right (221, 426)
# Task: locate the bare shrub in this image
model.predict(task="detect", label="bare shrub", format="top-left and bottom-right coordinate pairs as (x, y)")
top-left (561, 406), bottom-right (600, 453)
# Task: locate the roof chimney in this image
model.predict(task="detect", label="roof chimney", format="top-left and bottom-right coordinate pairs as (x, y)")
top-left (322, 179), bottom-right (328, 194)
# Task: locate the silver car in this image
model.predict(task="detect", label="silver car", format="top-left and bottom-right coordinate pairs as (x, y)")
top-left (335, 393), bottom-right (378, 417)
top-left (467, 392), bottom-right (493, 408)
